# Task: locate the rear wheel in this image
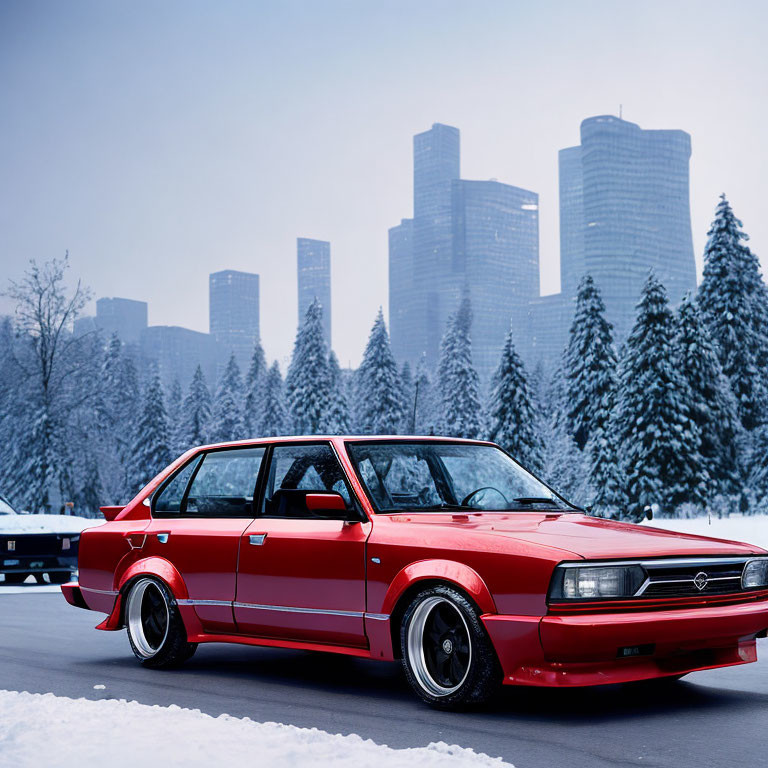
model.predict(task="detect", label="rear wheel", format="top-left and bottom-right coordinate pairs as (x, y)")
top-left (400, 584), bottom-right (501, 709)
top-left (125, 577), bottom-right (197, 668)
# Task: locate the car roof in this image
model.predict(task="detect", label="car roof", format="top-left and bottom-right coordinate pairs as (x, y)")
top-left (193, 435), bottom-right (497, 452)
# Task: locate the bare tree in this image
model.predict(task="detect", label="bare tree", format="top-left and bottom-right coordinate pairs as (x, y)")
top-left (2, 254), bottom-right (95, 511)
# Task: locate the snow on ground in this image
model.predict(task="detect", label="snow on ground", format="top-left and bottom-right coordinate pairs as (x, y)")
top-left (0, 690), bottom-right (512, 768)
top-left (641, 514), bottom-right (768, 551)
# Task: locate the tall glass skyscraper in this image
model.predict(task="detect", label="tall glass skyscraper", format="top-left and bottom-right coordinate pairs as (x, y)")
top-left (529, 115), bottom-right (697, 368)
top-left (209, 269), bottom-right (260, 373)
top-left (562, 115), bottom-right (696, 340)
top-left (297, 237), bottom-right (331, 346)
top-left (389, 123), bottom-right (539, 382)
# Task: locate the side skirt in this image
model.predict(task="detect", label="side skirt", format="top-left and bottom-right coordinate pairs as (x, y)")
top-left (184, 631), bottom-right (376, 659)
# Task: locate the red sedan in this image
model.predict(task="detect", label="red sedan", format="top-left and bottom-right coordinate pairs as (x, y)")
top-left (63, 436), bottom-right (768, 708)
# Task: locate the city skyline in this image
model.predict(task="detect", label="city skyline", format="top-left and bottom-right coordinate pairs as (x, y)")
top-left (390, 123), bottom-right (539, 381)
top-left (1, 1), bottom-right (765, 368)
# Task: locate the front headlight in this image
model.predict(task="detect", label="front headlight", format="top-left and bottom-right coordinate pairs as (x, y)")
top-left (742, 558), bottom-right (768, 589)
top-left (549, 564), bottom-right (646, 601)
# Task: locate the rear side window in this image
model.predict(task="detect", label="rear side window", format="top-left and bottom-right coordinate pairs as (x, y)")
top-left (154, 447), bottom-right (265, 519)
top-left (153, 455), bottom-right (203, 516)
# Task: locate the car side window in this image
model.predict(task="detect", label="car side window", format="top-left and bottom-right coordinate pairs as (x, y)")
top-left (185, 447), bottom-right (266, 518)
top-left (154, 447), bottom-right (265, 519)
top-left (153, 455), bottom-right (203, 516)
top-left (261, 444), bottom-right (353, 519)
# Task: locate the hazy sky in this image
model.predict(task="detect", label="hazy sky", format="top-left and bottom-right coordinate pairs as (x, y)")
top-left (1, 0), bottom-right (766, 368)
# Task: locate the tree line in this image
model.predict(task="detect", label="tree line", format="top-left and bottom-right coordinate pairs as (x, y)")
top-left (1, 196), bottom-right (766, 520)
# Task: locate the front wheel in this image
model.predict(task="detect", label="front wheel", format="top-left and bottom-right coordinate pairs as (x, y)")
top-left (400, 584), bottom-right (501, 709)
top-left (125, 577), bottom-right (197, 668)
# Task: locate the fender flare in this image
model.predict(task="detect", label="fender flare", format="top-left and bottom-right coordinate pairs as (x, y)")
top-left (98, 557), bottom-right (189, 631)
top-left (116, 556), bottom-right (189, 598)
top-left (381, 559), bottom-right (497, 617)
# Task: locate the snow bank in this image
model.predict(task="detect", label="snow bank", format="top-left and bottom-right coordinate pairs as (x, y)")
top-left (642, 514), bottom-right (768, 551)
top-left (0, 690), bottom-right (512, 768)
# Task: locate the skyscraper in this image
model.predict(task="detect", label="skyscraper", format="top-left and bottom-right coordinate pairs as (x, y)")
top-left (140, 325), bottom-right (218, 387)
top-left (529, 114), bottom-right (697, 369)
top-left (297, 238), bottom-right (331, 346)
top-left (209, 269), bottom-right (260, 373)
top-left (389, 123), bottom-right (539, 381)
top-left (561, 115), bottom-right (696, 340)
top-left (73, 296), bottom-right (148, 344)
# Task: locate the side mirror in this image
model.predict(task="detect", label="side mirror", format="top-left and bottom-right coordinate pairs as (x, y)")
top-left (305, 492), bottom-right (357, 522)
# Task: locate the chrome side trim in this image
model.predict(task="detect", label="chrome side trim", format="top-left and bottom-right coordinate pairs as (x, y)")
top-left (176, 597), bottom-right (390, 621)
top-left (176, 599), bottom-right (230, 607)
top-left (233, 601), bottom-right (363, 618)
top-left (80, 586), bottom-right (119, 596)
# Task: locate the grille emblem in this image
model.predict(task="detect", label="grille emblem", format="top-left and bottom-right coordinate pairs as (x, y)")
top-left (693, 572), bottom-right (709, 591)
top-left (7, 540), bottom-right (15, 551)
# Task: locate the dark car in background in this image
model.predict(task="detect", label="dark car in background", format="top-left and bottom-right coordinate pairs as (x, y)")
top-left (0, 494), bottom-right (99, 585)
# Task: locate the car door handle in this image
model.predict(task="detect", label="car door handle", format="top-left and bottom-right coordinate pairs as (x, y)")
top-left (249, 534), bottom-right (266, 546)
top-left (156, 533), bottom-right (170, 544)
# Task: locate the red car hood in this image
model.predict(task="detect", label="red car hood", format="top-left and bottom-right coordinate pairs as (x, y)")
top-left (393, 512), bottom-right (765, 559)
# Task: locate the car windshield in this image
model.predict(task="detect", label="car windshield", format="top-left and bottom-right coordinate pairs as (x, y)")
top-left (345, 441), bottom-right (573, 513)
top-left (0, 496), bottom-right (17, 515)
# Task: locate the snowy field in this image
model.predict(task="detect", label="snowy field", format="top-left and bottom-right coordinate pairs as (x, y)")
top-left (641, 513), bottom-right (768, 551)
top-left (0, 690), bottom-right (511, 768)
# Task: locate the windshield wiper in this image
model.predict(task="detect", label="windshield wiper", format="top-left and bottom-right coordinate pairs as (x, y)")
top-left (512, 497), bottom-right (562, 507)
top-left (419, 503), bottom-right (477, 512)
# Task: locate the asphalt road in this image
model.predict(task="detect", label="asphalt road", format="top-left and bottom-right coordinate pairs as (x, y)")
top-left (2, 587), bottom-right (767, 768)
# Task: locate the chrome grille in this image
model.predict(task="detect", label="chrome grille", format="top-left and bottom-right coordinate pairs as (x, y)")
top-left (637, 558), bottom-right (749, 599)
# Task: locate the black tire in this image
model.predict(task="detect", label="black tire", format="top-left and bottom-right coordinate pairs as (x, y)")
top-left (399, 584), bottom-right (502, 709)
top-left (4, 573), bottom-right (28, 585)
top-left (48, 571), bottom-right (72, 585)
top-left (125, 577), bottom-right (197, 669)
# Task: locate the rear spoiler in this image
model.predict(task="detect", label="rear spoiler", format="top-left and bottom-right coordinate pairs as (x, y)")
top-left (100, 506), bottom-right (124, 521)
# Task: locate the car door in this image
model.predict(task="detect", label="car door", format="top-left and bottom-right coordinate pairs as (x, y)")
top-left (235, 442), bottom-right (370, 647)
top-left (147, 446), bottom-right (266, 633)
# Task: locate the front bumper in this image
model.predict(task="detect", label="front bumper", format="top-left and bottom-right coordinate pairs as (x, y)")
top-left (482, 598), bottom-right (768, 687)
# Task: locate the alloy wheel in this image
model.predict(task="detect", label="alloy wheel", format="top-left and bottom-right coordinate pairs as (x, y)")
top-left (407, 596), bottom-right (472, 696)
top-left (127, 578), bottom-right (170, 658)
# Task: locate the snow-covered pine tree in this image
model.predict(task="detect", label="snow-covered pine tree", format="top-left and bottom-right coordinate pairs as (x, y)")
top-left (243, 339), bottom-right (267, 436)
top-left (564, 275), bottom-right (618, 450)
top-left (322, 350), bottom-right (351, 434)
top-left (128, 371), bottom-right (172, 495)
top-left (400, 362), bottom-right (414, 432)
top-left (540, 365), bottom-right (592, 507)
top-left (412, 356), bottom-right (438, 435)
top-left (615, 273), bottom-right (709, 518)
top-left (166, 378), bottom-right (184, 457)
top-left (584, 406), bottom-right (627, 517)
top-left (353, 309), bottom-right (404, 434)
top-left (209, 354), bottom-right (245, 443)
top-left (437, 294), bottom-right (483, 439)
top-left (697, 195), bottom-right (768, 431)
top-left (675, 294), bottom-right (744, 499)
top-left (285, 299), bottom-right (331, 433)
top-left (487, 325), bottom-right (543, 471)
top-left (259, 361), bottom-right (288, 437)
top-left (181, 364), bottom-right (212, 449)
